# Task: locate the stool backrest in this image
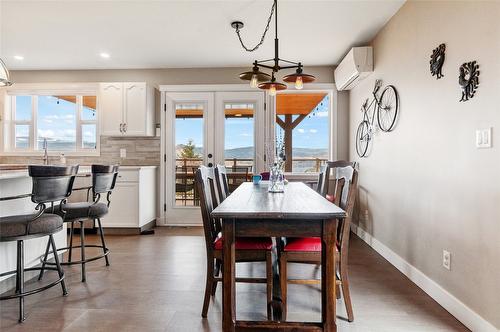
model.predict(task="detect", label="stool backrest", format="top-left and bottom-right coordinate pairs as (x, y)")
top-left (29, 165), bottom-right (79, 204)
top-left (92, 165), bottom-right (119, 194)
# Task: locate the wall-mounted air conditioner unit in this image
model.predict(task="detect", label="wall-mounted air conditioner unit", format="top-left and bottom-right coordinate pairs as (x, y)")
top-left (334, 47), bottom-right (373, 91)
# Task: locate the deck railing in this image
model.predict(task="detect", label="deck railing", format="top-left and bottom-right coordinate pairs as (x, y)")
top-left (175, 157), bottom-right (328, 173)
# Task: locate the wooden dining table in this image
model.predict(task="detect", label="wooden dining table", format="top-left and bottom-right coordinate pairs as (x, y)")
top-left (211, 181), bottom-right (346, 331)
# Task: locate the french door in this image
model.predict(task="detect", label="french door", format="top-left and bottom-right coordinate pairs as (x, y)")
top-left (164, 91), bottom-right (265, 225)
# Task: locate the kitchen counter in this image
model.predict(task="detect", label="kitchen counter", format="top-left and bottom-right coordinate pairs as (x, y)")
top-left (0, 165), bottom-right (157, 180)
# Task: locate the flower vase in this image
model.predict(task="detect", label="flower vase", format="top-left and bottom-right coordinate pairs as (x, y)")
top-left (268, 167), bottom-right (285, 193)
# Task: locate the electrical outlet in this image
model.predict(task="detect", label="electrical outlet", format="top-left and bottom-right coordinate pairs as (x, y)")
top-left (120, 148), bottom-right (126, 158)
top-left (442, 250), bottom-right (451, 270)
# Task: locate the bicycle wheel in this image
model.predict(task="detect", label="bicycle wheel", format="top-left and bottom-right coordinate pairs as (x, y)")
top-left (356, 121), bottom-right (370, 158)
top-left (377, 85), bottom-right (399, 132)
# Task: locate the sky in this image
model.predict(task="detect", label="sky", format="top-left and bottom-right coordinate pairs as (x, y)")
top-left (175, 95), bottom-right (330, 155)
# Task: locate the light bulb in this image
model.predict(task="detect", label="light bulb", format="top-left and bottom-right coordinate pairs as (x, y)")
top-left (269, 85), bottom-right (277, 96)
top-left (250, 74), bottom-right (258, 88)
top-left (295, 76), bottom-right (303, 90)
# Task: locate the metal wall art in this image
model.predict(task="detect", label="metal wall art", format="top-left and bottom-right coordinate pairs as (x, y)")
top-left (429, 43), bottom-right (445, 79)
top-left (459, 61), bottom-right (480, 102)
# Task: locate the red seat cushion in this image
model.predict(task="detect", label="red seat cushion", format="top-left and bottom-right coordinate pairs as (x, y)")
top-left (214, 237), bottom-right (273, 250)
top-left (284, 237), bottom-right (339, 252)
top-left (326, 194), bottom-right (335, 203)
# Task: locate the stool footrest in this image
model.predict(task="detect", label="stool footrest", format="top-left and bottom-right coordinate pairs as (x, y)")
top-left (0, 267), bottom-right (66, 300)
top-left (40, 245), bottom-right (110, 266)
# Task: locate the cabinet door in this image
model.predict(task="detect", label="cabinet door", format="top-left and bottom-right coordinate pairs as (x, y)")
top-left (100, 83), bottom-right (124, 136)
top-left (123, 82), bottom-right (147, 136)
top-left (100, 182), bottom-right (139, 228)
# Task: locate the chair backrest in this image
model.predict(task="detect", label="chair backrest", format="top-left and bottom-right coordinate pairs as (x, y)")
top-left (330, 165), bottom-right (358, 255)
top-left (214, 164), bottom-right (229, 202)
top-left (323, 160), bottom-right (357, 198)
top-left (29, 165), bottom-right (79, 204)
top-left (196, 166), bottom-right (221, 253)
top-left (92, 165), bottom-right (119, 194)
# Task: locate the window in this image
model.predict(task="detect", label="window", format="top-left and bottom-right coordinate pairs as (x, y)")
top-left (224, 102), bottom-right (255, 171)
top-left (275, 93), bottom-right (330, 173)
top-left (7, 94), bottom-right (98, 154)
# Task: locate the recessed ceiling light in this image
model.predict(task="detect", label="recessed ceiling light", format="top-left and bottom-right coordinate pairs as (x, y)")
top-left (13, 55), bottom-right (24, 60)
top-left (100, 53), bottom-right (110, 59)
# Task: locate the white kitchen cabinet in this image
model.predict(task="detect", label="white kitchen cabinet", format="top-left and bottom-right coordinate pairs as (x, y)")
top-left (99, 82), bottom-right (155, 136)
top-left (100, 166), bottom-right (157, 231)
top-left (100, 83), bottom-right (123, 136)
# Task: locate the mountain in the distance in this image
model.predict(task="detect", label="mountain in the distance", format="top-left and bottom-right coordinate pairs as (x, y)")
top-left (176, 145), bottom-right (328, 159)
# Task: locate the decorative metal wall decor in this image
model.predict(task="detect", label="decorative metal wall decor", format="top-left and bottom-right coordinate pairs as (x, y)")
top-left (429, 43), bottom-right (445, 79)
top-left (459, 61), bottom-right (480, 102)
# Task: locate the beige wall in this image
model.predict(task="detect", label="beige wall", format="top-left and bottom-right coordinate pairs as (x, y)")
top-left (349, 1), bottom-right (500, 329)
top-left (9, 66), bottom-right (334, 86)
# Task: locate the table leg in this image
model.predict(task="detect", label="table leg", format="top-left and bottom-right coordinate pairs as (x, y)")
top-left (321, 218), bottom-right (337, 332)
top-left (222, 218), bottom-right (236, 332)
top-left (271, 238), bottom-right (283, 321)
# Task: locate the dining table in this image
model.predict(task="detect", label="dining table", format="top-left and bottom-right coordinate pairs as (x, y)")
top-left (211, 181), bottom-right (346, 332)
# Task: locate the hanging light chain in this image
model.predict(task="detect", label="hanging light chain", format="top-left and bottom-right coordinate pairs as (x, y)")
top-left (234, 1), bottom-right (276, 52)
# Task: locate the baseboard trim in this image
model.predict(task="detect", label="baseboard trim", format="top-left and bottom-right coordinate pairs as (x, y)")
top-left (351, 224), bottom-right (498, 332)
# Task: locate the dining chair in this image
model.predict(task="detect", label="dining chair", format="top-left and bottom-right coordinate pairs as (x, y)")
top-left (279, 163), bottom-right (358, 322)
top-left (196, 166), bottom-right (273, 319)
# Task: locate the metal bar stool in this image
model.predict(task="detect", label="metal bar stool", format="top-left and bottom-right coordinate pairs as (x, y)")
top-left (39, 165), bottom-right (119, 282)
top-left (0, 165), bottom-right (79, 322)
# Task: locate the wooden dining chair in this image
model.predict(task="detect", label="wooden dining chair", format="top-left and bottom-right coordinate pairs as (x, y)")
top-left (196, 166), bottom-right (274, 319)
top-left (279, 163), bottom-right (358, 322)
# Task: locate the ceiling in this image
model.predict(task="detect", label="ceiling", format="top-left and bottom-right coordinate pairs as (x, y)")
top-left (0, 0), bottom-right (404, 70)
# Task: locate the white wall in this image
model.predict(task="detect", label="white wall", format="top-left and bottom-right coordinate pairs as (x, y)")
top-left (348, 1), bottom-right (500, 329)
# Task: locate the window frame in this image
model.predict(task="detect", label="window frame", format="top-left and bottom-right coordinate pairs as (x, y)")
top-left (1, 84), bottom-right (100, 156)
top-left (269, 87), bottom-right (336, 176)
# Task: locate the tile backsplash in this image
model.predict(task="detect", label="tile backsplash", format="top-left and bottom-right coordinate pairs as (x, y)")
top-left (0, 136), bottom-right (161, 166)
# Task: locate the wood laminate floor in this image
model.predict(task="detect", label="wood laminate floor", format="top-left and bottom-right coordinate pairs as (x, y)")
top-left (0, 227), bottom-right (468, 331)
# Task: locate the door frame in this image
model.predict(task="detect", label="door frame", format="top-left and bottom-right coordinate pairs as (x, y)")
top-left (158, 83), bottom-right (339, 225)
top-left (159, 84), bottom-right (264, 226)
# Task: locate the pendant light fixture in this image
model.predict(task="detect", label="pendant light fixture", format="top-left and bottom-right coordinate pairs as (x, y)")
top-left (0, 58), bottom-right (13, 87)
top-left (232, 0), bottom-right (315, 93)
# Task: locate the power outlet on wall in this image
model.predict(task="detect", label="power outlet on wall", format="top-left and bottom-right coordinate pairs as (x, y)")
top-left (120, 148), bottom-right (126, 158)
top-left (442, 250), bottom-right (451, 270)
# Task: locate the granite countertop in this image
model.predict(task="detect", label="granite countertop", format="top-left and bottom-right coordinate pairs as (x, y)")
top-left (0, 165), bottom-right (157, 180)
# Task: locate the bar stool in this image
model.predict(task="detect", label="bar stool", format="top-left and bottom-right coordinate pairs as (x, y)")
top-left (39, 165), bottom-right (119, 282)
top-left (0, 165), bottom-right (78, 322)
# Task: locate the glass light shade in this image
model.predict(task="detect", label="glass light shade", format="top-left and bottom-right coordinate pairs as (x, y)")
top-left (295, 76), bottom-right (303, 90)
top-left (0, 58), bottom-right (13, 87)
top-left (250, 74), bottom-right (259, 88)
top-left (269, 85), bottom-right (277, 96)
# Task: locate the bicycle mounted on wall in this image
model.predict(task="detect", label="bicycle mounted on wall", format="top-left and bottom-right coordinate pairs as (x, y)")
top-left (355, 80), bottom-right (399, 158)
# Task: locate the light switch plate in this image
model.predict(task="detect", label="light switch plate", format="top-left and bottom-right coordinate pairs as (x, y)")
top-left (476, 128), bottom-right (492, 148)
top-left (120, 148), bottom-right (126, 158)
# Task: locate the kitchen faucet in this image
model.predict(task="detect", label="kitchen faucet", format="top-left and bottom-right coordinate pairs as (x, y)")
top-left (42, 138), bottom-right (49, 165)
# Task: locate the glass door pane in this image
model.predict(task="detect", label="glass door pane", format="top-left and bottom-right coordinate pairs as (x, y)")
top-left (175, 103), bottom-right (204, 206)
top-left (223, 102), bottom-right (255, 192)
top-left (164, 92), bottom-right (214, 226)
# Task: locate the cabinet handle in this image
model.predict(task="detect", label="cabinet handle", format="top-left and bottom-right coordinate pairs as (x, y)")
top-left (124, 123), bottom-right (127, 133)
top-left (119, 123), bottom-right (123, 133)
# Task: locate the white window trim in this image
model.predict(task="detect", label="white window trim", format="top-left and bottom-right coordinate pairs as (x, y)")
top-left (1, 83), bottom-right (101, 156)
